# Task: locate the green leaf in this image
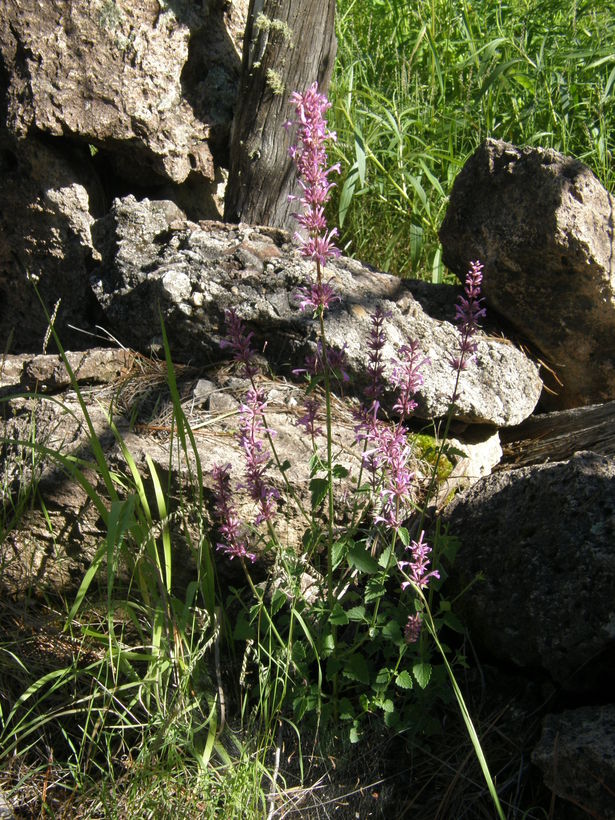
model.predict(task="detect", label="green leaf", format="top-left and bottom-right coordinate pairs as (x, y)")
top-left (320, 631), bottom-right (336, 657)
top-left (343, 653), bottom-right (370, 685)
top-left (310, 477), bottom-right (329, 510)
top-left (339, 163), bottom-right (359, 228)
top-left (365, 576), bottom-right (385, 603)
top-left (346, 605), bottom-right (366, 622)
top-left (332, 463), bottom-right (350, 479)
top-left (331, 539), bottom-right (348, 570)
top-left (338, 697), bottom-right (355, 720)
top-left (348, 543), bottom-right (379, 574)
top-left (372, 667), bottom-right (390, 692)
top-left (270, 587), bottom-right (287, 616)
top-left (395, 670), bottom-right (414, 690)
top-left (330, 603), bottom-right (349, 626)
top-left (326, 655), bottom-right (343, 681)
top-left (397, 526), bottom-right (410, 547)
top-left (355, 128), bottom-right (366, 186)
top-left (378, 544), bottom-right (394, 569)
top-left (381, 698), bottom-right (395, 713)
top-left (349, 724), bottom-right (361, 744)
top-left (413, 662), bottom-right (432, 689)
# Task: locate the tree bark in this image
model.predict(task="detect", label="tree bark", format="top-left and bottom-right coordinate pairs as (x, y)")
top-left (224, 0), bottom-right (337, 229)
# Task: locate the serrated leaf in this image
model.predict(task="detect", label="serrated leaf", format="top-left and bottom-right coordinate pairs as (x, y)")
top-left (270, 587), bottom-right (287, 615)
top-left (395, 670), bottom-right (414, 689)
top-left (348, 543), bottom-right (379, 574)
top-left (343, 652), bottom-right (370, 684)
top-left (339, 697), bottom-right (355, 720)
top-left (397, 526), bottom-right (410, 547)
top-left (381, 698), bottom-right (395, 713)
top-left (346, 605), bottom-right (366, 622)
top-left (384, 709), bottom-right (400, 728)
top-left (413, 662), bottom-right (432, 689)
top-left (320, 632), bottom-right (336, 656)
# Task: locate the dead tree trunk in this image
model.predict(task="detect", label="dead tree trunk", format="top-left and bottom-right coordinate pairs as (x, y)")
top-left (224, 0), bottom-right (337, 230)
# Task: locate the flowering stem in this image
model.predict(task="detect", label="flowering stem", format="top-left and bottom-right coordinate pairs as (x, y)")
top-left (315, 271), bottom-right (336, 610)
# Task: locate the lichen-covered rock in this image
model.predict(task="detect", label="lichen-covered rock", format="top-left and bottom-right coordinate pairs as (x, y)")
top-left (91, 195), bottom-right (543, 427)
top-left (440, 138), bottom-right (615, 410)
top-left (442, 451), bottom-right (615, 687)
top-left (0, 0), bottom-right (244, 186)
top-left (532, 705), bottom-right (615, 819)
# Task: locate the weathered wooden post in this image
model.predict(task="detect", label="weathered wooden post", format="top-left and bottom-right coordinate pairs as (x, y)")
top-left (224, 0), bottom-right (337, 230)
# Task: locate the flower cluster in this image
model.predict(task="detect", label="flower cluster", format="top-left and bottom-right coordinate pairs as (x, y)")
top-left (295, 340), bottom-right (349, 384)
top-left (238, 387), bottom-right (280, 525)
top-left (219, 308), bottom-right (258, 378)
top-left (296, 396), bottom-right (323, 438)
top-left (286, 83), bottom-right (341, 268)
top-left (211, 463), bottom-right (256, 562)
top-left (398, 531), bottom-right (440, 591)
top-left (448, 260), bottom-right (487, 373)
top-left (354, 318), bottom-right (426, 531)
top-left (296, 280), bottom-right (340, 313)
top-left (390, 342), bottom-right (428, 419)
top-left (370, 422), bottom-right (416, 531)
top-left (404, 613), bottom-right (423, 644)
top-left (211, 313), bottom-right (280, 563)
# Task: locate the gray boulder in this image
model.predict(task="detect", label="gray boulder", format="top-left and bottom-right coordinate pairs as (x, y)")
top-left (0, 131), bottom-right (105, 351)
top-left (0, 0), bottom-right (244, 198)
top-left (532, 705), bottom-right (615, 819)
top-left (440, 138), bottom-right (615, 410)
top-left (91, 195), bottom-right (543, 427)
top-left (442, 451), bottom-right (615, 687)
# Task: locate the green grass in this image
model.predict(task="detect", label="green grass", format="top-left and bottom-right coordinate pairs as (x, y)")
top-left (329, 0), bottom-right (615, 280)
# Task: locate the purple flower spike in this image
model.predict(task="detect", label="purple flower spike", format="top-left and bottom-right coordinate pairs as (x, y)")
top-left (220, 308), bottom-right (259, 378)
top-left (398, 531), bottom-right (440, 591)
top-left (404, 613), bottom-right (423, 644)
top-left (239, 388), bottom-right (280, 525)
top-left (365, 306), bottom-right (391, 405)
top-left (390, 341), bottom-right (428, 419)
top-left (287, 82), bottom-right (341, 286)
top-left (211, 463), bottom-right (256, 563)
top-left (449, 260), bottom-right (487, 372)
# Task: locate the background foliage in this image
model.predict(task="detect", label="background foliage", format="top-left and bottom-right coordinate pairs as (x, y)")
top-left (330, 0), bottom-right (615, 280)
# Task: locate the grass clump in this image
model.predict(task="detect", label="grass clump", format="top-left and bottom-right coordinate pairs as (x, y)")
top-left (330, 0), bottom-right (615, 280)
